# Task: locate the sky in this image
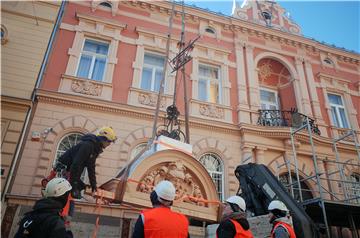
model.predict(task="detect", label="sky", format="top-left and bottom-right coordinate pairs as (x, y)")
top-left (184, 0), bottom-right (360, 53)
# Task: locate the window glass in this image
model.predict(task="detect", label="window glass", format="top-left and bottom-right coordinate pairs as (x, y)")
top-left (349, 174), bottom-right (360, 203)
top-left (130, 143), bottom-right (147, 160)
top-left (328, 94), bottom-right (349, 128)
top-left (260, 89), bottom-right (278, 110)
top-left (141, 53), bottom-right (165, 92)
top-left (199, 153), bottom-right (223, 200)
top-left (198, 64), bottom-right (220, 103)
top-left (55, 133), bottom-right (83, 162)
top-left (77, 39), bottom-right (109, 81)
top-left (279, 173), bottom-right (313, 202)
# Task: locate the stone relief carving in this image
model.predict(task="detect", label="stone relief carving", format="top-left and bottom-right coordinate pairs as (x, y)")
top-left (71, 80), bottom-right (102, 96)
top-left (258, 62), bottom-right (273, 81)
top-left (138, 93), bottom-right (165, 108)
top-left (137, 161), bottom-right (206, 207)
top-left (199, 104), bottom-right (224, 119)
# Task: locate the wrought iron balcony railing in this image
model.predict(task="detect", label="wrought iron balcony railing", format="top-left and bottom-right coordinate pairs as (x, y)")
top-left (257, 109), bottom-right (321, 135)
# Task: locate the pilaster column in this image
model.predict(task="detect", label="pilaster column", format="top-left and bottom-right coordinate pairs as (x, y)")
top-left (295, 58), bottom-right (312, 116)
top-left (292, 77), bottom-right (304, 113)
top-left (191, 56), bottom-right (199, 99)
top-left (131, 44), bottom-right (145, 88)
top-left (255, 146), bottom-right (267, 165)
top-left (343, 93), bottom-right (359, 131)
top-left (245, 45), bottom-right (260, 123)
top-left (304, 60), bottom-right (323, 121)
top-left (241, 145), bottom-right (254, 164)
top-left (221, 64), bottom-right (231, 106)
top-left (235, 43), bottom-right (250, 123)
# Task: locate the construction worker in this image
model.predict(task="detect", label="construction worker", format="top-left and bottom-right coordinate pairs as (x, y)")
top-left (14, 178), bottom-right (73, 238)
top-left (268, 200), bottom-right (296, 238)
top-left (132, 180), bottom-right (189, 238)
top-left (53, 126), bottom-right (117, 198)
top-left (216, 195), bottom-right (254, 238)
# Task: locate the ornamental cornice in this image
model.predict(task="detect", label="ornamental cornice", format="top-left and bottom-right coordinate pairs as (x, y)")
top-left (121, 1), bottom-right (359, 65)
top-left (76, 13), bottom-right (127, 30)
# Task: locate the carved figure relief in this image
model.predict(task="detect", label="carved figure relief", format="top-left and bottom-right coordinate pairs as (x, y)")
top-left (199, 104), bottom-right (224, 119)
top-left (71, 80), bottom-right (102, 96)
top-left (137, 161), bottom-right (206, 206)
top-left (138, 93), bottom-right (165, 108)
top-left (258, 62), bottom-right (273, 81)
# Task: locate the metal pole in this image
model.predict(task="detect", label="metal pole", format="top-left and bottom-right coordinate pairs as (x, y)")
top-left (348, 212), bottom-right (359, 238)
top-left (351, 129), bottom-right (360, 161)
top-left (290, 127), bottom-right (303, 202)
top-left (150, 1), bottom-right (176, 143)
top-left (333, 141), bottom-right (349, 200)
top-left (306, 117), bottom-right (331, 238)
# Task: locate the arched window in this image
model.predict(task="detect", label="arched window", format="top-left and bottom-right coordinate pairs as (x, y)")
top-left (55, 133), bottom-right (83, 160)
top-left (205, 27), bottom-right (216, 34)
top-left (279, 173), bottom-right (313, 201)
top-left (55, 132), bottom-right (88, 184)
top-left (199, 153), bottom-right (224, 200)
top-left (323, 58), bottom-right (333, 65)
top-left (99, 1), bottom-right (112, 8)
top-left (130, 143), bottom-right (147, 160)
top-left (349, 173), bottom-right (360, 203)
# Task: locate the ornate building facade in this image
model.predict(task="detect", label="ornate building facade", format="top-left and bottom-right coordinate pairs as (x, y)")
top-left (2, 1), bottom-right (359, 237)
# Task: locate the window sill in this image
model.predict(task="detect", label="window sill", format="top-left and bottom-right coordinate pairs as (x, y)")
top-left (190, 99), bottom-right (232, 123)
top-left (128, 87), bottom-right (173, 110)
top-left (59, 74), bottom-right (113, 100)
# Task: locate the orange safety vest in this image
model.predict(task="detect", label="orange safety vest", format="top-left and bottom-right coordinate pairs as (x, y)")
top-left (229, 219), bottom-right (254, 238)
top-left (271, 221), bottom-right (296, 238)
top-left (142, 207), bottom-right (189, 238)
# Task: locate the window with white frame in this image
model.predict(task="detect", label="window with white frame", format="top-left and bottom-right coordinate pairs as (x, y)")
top-left (140, 53), bottom-right (165, 92)
top-left (260, 88), bottom-right (279, 110)
top-left (76, 39), bottom-right (109, 81)
top-left (327, 93), bottom-right (349, 128)
top-left (199, 153), bottom-right (223, 200)
top-left (198, 64), bottom-right (221, 103)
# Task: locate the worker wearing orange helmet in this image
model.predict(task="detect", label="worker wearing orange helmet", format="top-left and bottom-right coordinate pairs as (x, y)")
top-left (132, 180), bottom-right (189, 238)
top-left (53, 126), bottom-right (117, 199)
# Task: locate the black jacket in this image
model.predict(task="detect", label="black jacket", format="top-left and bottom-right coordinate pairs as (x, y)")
top-left (14, 198), bottom-right (71, 238)
top-left (58, 134), bottom-right (103, 190)
top-left (216, 217), bottom-right (251, 238)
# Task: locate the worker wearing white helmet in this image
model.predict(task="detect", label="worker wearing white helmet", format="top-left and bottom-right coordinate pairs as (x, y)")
top-left (268, 200), bottom-right (296, 238)
top-left (132, 180), bottom-right (189, 238)
top-left (216, 195), bottom-right (254, 238)
top-left (14, 178), bottom-right (73, 238)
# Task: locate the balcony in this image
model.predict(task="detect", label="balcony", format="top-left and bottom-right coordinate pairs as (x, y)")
top-left (257, 109), bottom-right (321, 135)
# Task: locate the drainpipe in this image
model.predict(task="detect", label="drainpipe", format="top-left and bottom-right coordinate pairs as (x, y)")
top-left (2, 1), bottom-right (67, 202)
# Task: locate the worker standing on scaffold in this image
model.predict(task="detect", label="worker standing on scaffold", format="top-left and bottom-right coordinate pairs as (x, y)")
top-left (268, 200), bottom-right (296, 238)
top-left (132, 180), bottom-right (190, 238)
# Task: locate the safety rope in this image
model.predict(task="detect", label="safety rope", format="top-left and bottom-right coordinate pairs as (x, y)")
top-left (91, 192), bottom-right (104, 238)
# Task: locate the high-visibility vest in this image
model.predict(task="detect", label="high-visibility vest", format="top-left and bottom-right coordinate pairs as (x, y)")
top-left (142, 207), bottom-right (188, 238)
top-left (229, 219), bottom-right (254, 238)
top-left (271, 221), bottom-right (296, 238)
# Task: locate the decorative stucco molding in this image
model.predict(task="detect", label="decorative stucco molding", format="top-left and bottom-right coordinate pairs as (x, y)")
top-left (199, 104), bottom-right (225, 119)
top-left (71, 80), bottom-right (103, 96)
top-left (138, 161), bottom-right (207, 206)
top-left (138, 92), bottom-right (165, 108)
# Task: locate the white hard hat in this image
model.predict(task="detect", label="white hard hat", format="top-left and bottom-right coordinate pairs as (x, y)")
top-left (154, 180), bottom-right (176, 201)
top-left (268, 200), bottom-right (289, 212)
top-left (226, 195), bottom-right (246, 212)
top-left (43, 178), bottom-right (72, 198)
